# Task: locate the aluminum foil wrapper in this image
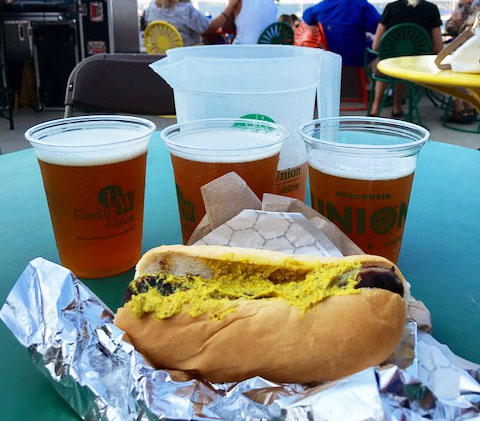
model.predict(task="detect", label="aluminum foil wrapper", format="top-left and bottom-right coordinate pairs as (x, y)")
top-left (2, 259), bottom-right (480, 420)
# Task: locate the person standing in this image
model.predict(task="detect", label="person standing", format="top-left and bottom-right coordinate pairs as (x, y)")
top-left (302, 0), bottom-right (380, 66)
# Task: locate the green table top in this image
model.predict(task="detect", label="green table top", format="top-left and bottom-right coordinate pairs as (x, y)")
top-left (1, 135), bottom-right (479, 419)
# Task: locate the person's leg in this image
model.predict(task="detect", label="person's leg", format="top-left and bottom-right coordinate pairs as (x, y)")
top-left (370, 80), bottom-right (387, 116)
top-left (368, 58), bottom-right (386, 116)
top-left (452, 99), bottom-right (464, 113)
top-left (462, 101), bottom-right (475, 118)
top-left (392, 84), bottom-right (405, 117)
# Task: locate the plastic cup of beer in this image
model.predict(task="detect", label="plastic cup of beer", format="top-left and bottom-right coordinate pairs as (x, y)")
top-left (161, 118), bottom-right (288, 243)
top-left (25, 115), bottom-right (156, 278)
top-left (300, 117), bottom-right (429, 263)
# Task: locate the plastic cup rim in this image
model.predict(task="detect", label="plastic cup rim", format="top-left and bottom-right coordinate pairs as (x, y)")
top-left (299, 116), bottom-right (429, 152)
top-left (25, 115), bottom-right (157, 150)
top-left (161, 117), bottom-right (289, 152)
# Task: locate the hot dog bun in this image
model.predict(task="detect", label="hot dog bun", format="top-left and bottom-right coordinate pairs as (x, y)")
top-left (115, 245), bottom-right (407, 384)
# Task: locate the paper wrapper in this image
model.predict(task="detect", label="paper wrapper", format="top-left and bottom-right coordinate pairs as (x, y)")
top-left (190, 172), bottom-right (431, 331)
top-left (188, 172), bottom-right (363, 257)
top-left (2, 172), bottom-right (479, 420)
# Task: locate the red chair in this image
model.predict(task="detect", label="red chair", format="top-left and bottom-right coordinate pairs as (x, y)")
top-left (317, 22), bottom-right (328, 50)
top-left (294, 22), bottom-right (319, 47)
top-left (294, 21), bottom-right (366, 111)
top-left (340, 67), bottom-right (368, 111)
top-left (316, 22), bottom-right (368, 111)
top-left (294, 22), bottom-right (328, 49)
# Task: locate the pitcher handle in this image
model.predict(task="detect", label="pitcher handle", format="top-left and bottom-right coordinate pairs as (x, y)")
top-left (317, 51), bottom-right (342, 118)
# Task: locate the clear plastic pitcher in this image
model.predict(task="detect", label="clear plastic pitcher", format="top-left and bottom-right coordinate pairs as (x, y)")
top-left (150, 45), bottom-right (341, 201)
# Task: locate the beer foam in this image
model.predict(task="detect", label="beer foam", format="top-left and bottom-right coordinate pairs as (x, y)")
top-left (166, 128), bottom-right (283, 162)
top-left (308, 150), bottom-right (416, 180)
top-left (32, 127), bottom-right (150, 166)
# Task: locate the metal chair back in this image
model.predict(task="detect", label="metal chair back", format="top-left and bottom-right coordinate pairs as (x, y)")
top-left (258, 22), bottom-right (294, 45)
top-left (317, 23), bottom-right (328, 50)
top-left (366, 24), bottom-right (433, 124)
top-left (294, 22), bottom-right (328, 49)
top-left (64, 53), bottom-right (175, 117)
top-left (144, 20), bottom-right (184, 55)
top-left (377, 23), bottom-right (432, 60)
top-left (294, 22), bottom-right (320, 48)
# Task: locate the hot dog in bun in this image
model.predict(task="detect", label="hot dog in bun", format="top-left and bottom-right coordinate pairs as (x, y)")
top-left (114, 245), bottom-right (407, 383)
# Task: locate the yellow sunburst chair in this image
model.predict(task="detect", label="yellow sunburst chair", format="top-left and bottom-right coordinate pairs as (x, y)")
top-left (144, 20), bottom-right (184, 55)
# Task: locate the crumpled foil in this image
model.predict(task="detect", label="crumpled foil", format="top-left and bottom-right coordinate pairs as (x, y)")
top-left (1, 258), bottom-right (480, 420)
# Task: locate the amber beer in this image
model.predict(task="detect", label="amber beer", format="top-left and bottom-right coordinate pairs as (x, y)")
top-left (301, 117), bottom-right (429, 263)
top-left (171, 153), bottom-right (279, 243)
top-left (309, 164), bottom-right (415, 262)
top-left (162, 119), bottom-right (287, 244)
top-left (26, 116), bottom-right (155, 278)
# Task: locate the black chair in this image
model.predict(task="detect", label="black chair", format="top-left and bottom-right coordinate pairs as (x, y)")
top-left (64, 53), bottom-right (175, 117)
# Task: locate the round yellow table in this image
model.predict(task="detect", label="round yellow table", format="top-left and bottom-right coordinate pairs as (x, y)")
top-left (378, 55), bottom-right (480, 111)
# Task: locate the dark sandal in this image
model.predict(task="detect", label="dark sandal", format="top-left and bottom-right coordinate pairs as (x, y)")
top-left (448, 110), bottom-right (474, 124)
top-left (465, 108), bottom-right (476, 120)
top-left (391, 110), bottom-right (404, 118)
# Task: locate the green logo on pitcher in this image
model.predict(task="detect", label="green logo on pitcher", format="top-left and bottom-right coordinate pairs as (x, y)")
top-left (240, 114), bottom-right (275, 123)
top-left (233, 114), bottom-right (276, 131)
top-left (176, 184), bottom-right (194, 222)
top-left (98, 185), bottom-right (134, 215)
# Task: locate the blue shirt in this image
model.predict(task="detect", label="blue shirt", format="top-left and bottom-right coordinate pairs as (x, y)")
top-left (303, 0), bottom-right (380, 66)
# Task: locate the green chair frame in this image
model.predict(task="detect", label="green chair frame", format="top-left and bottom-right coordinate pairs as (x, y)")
top-left (440, 97), bottom-right (480, 133)
top-left (366, 23), bottom-right (432, 125)
top-left (258, 22), bottom-right (294, 45)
